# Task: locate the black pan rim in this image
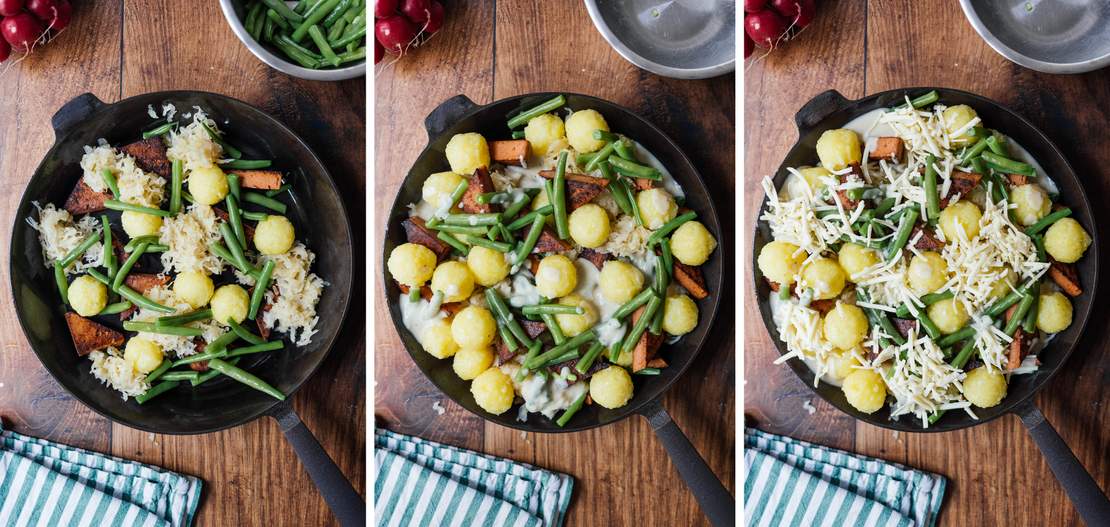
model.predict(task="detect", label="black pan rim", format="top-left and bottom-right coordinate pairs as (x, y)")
top-left (9, 89), bottom-right (356, 435)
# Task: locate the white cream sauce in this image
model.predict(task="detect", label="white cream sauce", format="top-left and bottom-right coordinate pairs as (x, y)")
top-left (399, 292), bottom-right (446, 341)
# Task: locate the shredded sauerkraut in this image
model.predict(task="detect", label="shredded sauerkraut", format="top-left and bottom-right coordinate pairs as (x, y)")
top-left (26, 203), bottom-right (103, 275)
top-left (261, 242), bottom-right (325, 346)
top-left (159, 204), bottom-right (223, 274)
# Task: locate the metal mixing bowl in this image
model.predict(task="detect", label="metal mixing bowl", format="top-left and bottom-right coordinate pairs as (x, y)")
top-left (959, 0), bottom-right (1110, 74)
top-left (218, 0), bottom-right (365, 81)
top-left (583, 0), bottom-right (735, 79)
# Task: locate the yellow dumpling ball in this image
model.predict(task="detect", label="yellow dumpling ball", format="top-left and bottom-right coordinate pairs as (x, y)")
top-left (451, 305), bottom-right (497, 349)
top-left (534, 255), bottom-right (577, 298)
top-left (568, 204), bottom-right (611, 248)
top-left (636, 188), bottom-right (677, 230)
top-left (670, 221), bottom-right (717, 266)
top-left (388, 243), bottom-right (438, 288)
top-left (211, 284), bottom-right (249, 325)
top-left (254, 215), bottom-right (295, 255)
top-left (1036, 292), bottom-right (1072, 334)
top-left (597, 260), bottom-right (644, 304)
top-left (466, 245), bottom-right (510, 287)
top-left (589, 366), bottom-right (633, 409)
top-left (431, 261), bottom-right (475, 303)
top-left (662, 294), bottom-right (698, 336)
top-left (815, 129), bottom-right (862, 170)
top-left (523, 113), bottom-right (565, 157)
top-left (938, 201), bottom-right (982, 241)
top-left (783, 166), bottom-right (832, 198)
top-left (188, 165), bottom-right (229, 205)
top-left (842, 369), bottom-right (887, 413)
top-left (445, 133), bottom-right (490, 175)
top-left (554, 293), bottom-right (599, 337)
top-left (826, 348), bottom-right (861, 382)
top-left (928, 297), bottom-right (969, 334)
top-left (530, 191), bottom-right (555, 227)
top-left (963, 366), bottom-right (1007, 408)
top-left (800, 257), bottom-right (847, 300)
top-left (987, 267), bottom-right (1017, 300)
top-left (942, 105), bottom-right (981, 146)
top-left (68, 275), bottom-right (107, 317)
top-left (1043, 217), bottom-right (1091, 264)
top-left (1010, 184), bottom-right (1051, 226)
top-left (907, 251), bottom-right (948, 295)
top-left (173, 270), bottom-right (215, 309)
top-left (120, 210), bottom-right (163, 238)
top-left (471, 368), bottom-right (515, 415)
top-left (564, 109), bottom-right (609, 153)
top-left (838, 243), bottom-right (880, 279)
top-left (422, 171), bottom-right (465, 209)
top-left (419, 317), bottom-right (458, 359)
top-left (757, 241), bottom-right (805, 287)
top-left (452, 346), bottom-right (494, 381)
top-left (823, 303), bottom-right (868, 350)
top-left (124, 337), bottom-right (164, 374)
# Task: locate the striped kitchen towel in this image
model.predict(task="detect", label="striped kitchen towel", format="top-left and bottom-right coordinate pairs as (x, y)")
top-left (375, 428), bottom-right (573, 527)
top-left (0, 425), bottom-right (202, 527)
top-left (744, 427), bottom-right (946, 527)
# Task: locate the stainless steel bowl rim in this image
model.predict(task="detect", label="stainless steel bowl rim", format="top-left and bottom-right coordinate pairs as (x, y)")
top-left (959, 0), bottom-right (1110, 74)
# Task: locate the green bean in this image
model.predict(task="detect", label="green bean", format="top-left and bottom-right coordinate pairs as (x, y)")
top-left (515, 341), bottom-right (543, 381)
top-left (143, 243), bottom-right (168, 253)
top-left (307, 25), bottom-right (340, 66)
top-left (145, 359), bottom-right (172, 384)
top-left (203, 331), bottom-right (240, 357)
top-left (157, 308), bottom-right (212, 326)
top-left (622, 295), bottom-right (661, 353)
top-left (227, 173), bottom-right (241, 201)
top-left (459, 234), bottom-right (513, 253)
top-left (541, 313), bottom-right (565, 345)
top-left (274, 38), bottom-right (320, 68)
top-left (485, 289), bottom-right (534, 349)
top-left (192, 358), bottom-right (241, 386)
top-left (263, 0), bottom-right (304, 21)
top-left (845, 186), bottom-right (877, 202)
top-left (207, 358), bottom-right (286, 400)
top-left (523, 329), bottom-right (597, 369)
top-left (262, 17), bottom-right (275, 43)
top-left (513, 214), bottom-right (547, 267)
top-left (99, 216), bottom-right (116, 279)
top-left (267, 8), bottom-right (292, 30)
top-left (160, 371), bottom-right (201, 383)
top-left (220, 223), bottom-right (251, 272)
top-left (59, 229), bottom-right (102, 269)
top-left (521, 304), bottom-right (584, 316)
top-left (329, 24), bottom-right (365, 48)
top-left (507, 206), bottom-right (552, 231)
top-left (249, 260), bottom-right (276, 320)
top-left (895, 291), bottom-right (954, 318)
top-left (201, 123), bottom-right (243, 159)
top-left (242, 191), bottom-right (287, 214)
top-left (227, 341), bottom-right (285, 358)
top-left (326, 16), bottom-right (348, 42)
top-left (896, 90), bottom-right (938, 110)
top-left (53, 262), bottom-right (68, 305)
top-left (227, 194), bottom-right (247, 249)
top-left (959, 130), bottom-right (991, 163)
top-left (654, 254), bottom-right (669, 296)
top-left (778, 286), bottom-right (792, 300)
top-left (292, 0), bottom-right (340, 42)
top-left (115, 284), bottom-right (174, 313)
top-left (242, 211), bottom-right (269, 222)
top-left (511, 130), bottom-right (526, 139)
top-left (936, 326), bottom-right (976, 348)
top-left (1005, 292), bottom-right (1036, 337)
top-left (608, 156), bottom-right (661, 180)
top-left (924, 154), bottom-right (940, 223)
top-left (1025, 208), bottom-right (1071, 236)
top-left (552, 152), bottom-right (570, 239)
top-left (635, 368), bottom-right (663, 375)
top-left (604, 168), bottom-right (635, 216)
top-left (650, 297), bottom-right (665, 335)
top-left (442, 213), bottom-right (501, 226)
top-left (555, 391), bottom-right (588, 427)
top-left (124, 321), bottom-right (204, 337)
top-left (647, 211), bottom-right (697, 245)
top-left (575, 151), bottom-right (598, 168)
top-left (166, 159), bottom-right (183, 215)
top-left (620, 179), bottom-right (645, 226)
top-left (857, 288), bottom-right (905, 347)
top-left (498, 322), bottom-right (519, 354)
top-left (986, 279), bottom-right (1038, 317)
top-left (407, 287), bottom-right (421, 302)
top-left (136, 380), bottom-right (178, 404)
top-left (99, 301), bottom-right (132, 316)
top-left (980, 151), bottom-right (1034, 176)
top-left (985, 132), bottom-right (1009, 156)
top-left (430, 224), bottom-right (487, 236)
top-left (209, 243), bottom-right (254, 277)
top-left (612, 288), bottom-right (656, 321)
top-left (221, 159), bottom-right (273, 170)
top-left (884, 208), bottom-right (919, 261)
top-left (593, 130), bottom-right (620, 142)
top-left (476, 191), bottom-right (505, 205)
top-left (1032, 234), bottom-right (1047, 262)
top-left (660, 238), bottom-right (674, 279)
top-left (613, 138), bottom-right (636, 161)
top-left (113, 242), bottom-right (147, 292)
top-left (574, 341), bottom-right (606, 375)
top-left (182, 191), bottom-right (196, 204)
top-left (249, 1), bottom-right (265, 39)
top-left (100, 169), bottom-right (121, 199)
top-left (507, 95), bottom-right (566, 129)
top-left (142, 122), bottom-right (176, 139)
top-left (584, 141), bottom-right (617, 173)
top-left (436, 231), bottom-right (469, 255)
top-left (606, 342), bottom-right (622, 363)
top-left (1023, 291), bottom-right (1039, 334)
top-left (908, 305), bottom-right (942, 340)
top-left (104, 200), bottom-right (170, 217)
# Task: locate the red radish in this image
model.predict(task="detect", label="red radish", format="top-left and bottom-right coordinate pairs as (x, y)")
top-left (0, 38), bottom-right (10, 62)
top-left (374, 39), bottom-right (383, 63)
top-left (399, 0), bottom-right (431, 25)
top-left (744, 31), bottom-right (753, 59)
top-left (743, 0), bottom-right (768, 13)
top-left (744, 10), bottom-right (788, 48)
top-left (771, 0), bottom-right (816, 28)
top-left (25, 0), bottom-right (56, 20)
top-left (422, 1), bottom-right (444, 35)
top-left (47, 0), bottom-right (71, 31)
top-left (0, 0), bottom-right (24, 17)
top-left (375, 0), bottom-right (398, 18)
top-left (375, 15), bottom-right (418, 54)
top-left (1, 12), bottom-right (44, 52)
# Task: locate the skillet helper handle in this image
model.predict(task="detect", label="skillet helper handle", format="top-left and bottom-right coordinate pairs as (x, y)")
top-left (269, 401), bottom-right (366, 527)
top-left (639, 399), bottom-right (735, 527)
top-left (1015, 400), bottom-right (1110, 524)
top-left (794, 89), bottom-right (850, 136)
top-left (424, 94), bottom-right (479, 142)
top-left (52, 92), bottom-right (106, 140)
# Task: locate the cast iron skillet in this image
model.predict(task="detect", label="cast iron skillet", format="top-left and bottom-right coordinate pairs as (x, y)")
top-left (9, 91), bottom-right (364, 526)
top-left (753, 88), bottom-right (1110, 524)
top-left (384, 93), bottom-right (734, 526)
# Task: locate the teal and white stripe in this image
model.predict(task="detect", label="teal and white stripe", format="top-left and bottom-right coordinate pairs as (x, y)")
top-left (744, 428), bottom-right (946, 527)
top-left (0, 426), bottom-right (202, 527)
top-left (375, 429), bottom-right (573, 527)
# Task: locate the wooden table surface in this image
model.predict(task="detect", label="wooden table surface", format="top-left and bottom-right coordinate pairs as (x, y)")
top-left (374, 1), bottom-right (735, 525)
top-left (744, 2), bottom-right (1109, 526)
top-left (0, 2), bottom-right (365, 525)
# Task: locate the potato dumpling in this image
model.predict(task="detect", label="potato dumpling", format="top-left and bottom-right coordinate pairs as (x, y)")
top-left (124, 337), bottom-right (164, 374)
top-left (254, 215), bottom-right (295, 255)
top-left (757, 241), bottom-right (805, 287)
top-left (173, 271), bottom-right (215, 309)
top-left (987, 267), bottom-right (1017, 300)
top-left (466, 245), bottom-right (510, 287)
top-left (471, 367), bottom-right (515, 415)
top-left (188, 165), bottom-right (230, 205)
top-left (826, 348), bottom-right (861, 382)
top-left (928, 297), bottom-right (969, 334)
top-left (1044, 217), bottom-right (1091, 264)
top-left (388, 243), bottom-right (438, 288)
top-left (524, 113), bottom-right (565, 157)
top-left (530, 190), bottom-right (555, 227)
top-left (796, 166), bottom-right (832, 192)
top-left (938, 201), bottom-right (982, 241)
top-left (451, 305), bottom-right (497, 349)
top-left (589, 365), bottom-right (633, 409)
top-left (963, 366), bottom-right (1007, 408)
top-left (431, 261), bottom-right (475, 303)
top-left (842, 369), bottom-right (887, 413)
top-left (452, 345), bottom-right (494, 381)
top-left (554, 293), bottom-right (599, 337)
top-left (68, 275), bottom-right (107, 317)
top-left (662, 294), bottom-right (698, 336)
top-left (799, 257), bottom-right (847, 300)
top-left (598, 260), bottom-right (644, 304)
top-left (420, 317), bottom-right (458, 359)
top-left (670, 221), bottom-right (717, 266)
top-left (421, 171), bottom-right (465, 209)
top-left (211, 284), bottom-right (249, 325)
top-left (1036, 292), bottom-right (1072, 334)
top-left (942, 105), bottom-right (981, 146)
top-left (907, 251), bottom-right (948, 295)
top-left (823, 303), bottom-right (868, 350)
top-left (564, 109), bottom-right (609, 153)
top-left (815, 129), bottom-right (862, 170)
top-left (838, 243), bottom-right (880, 279)
top-left (120, 210), bottom-right (163, 238)
top-left (534, 255), bottom-right (577, 298)
top-left (568, 204), bottom-right (611, 248)
top-left (1010, 184), bottom-right (1051, 226)
top-left (445, 133), bottom-right (490, 175)
top-left (636, 188), bottom-right (677, 230)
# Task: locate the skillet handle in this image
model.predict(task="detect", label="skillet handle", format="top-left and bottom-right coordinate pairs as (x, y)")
top-left (638, 399), bottom-right (735, 527)
top-left (424, 95), bottom-right (478, 142)
top-left (1014, 399), bottom-right (1110, 524)
top-left (269, 401), bottom-right (366, 527)
top-left (52, 92), bottom-right (105, 140)
top-left (794, 89), bottom-right (850, 136)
